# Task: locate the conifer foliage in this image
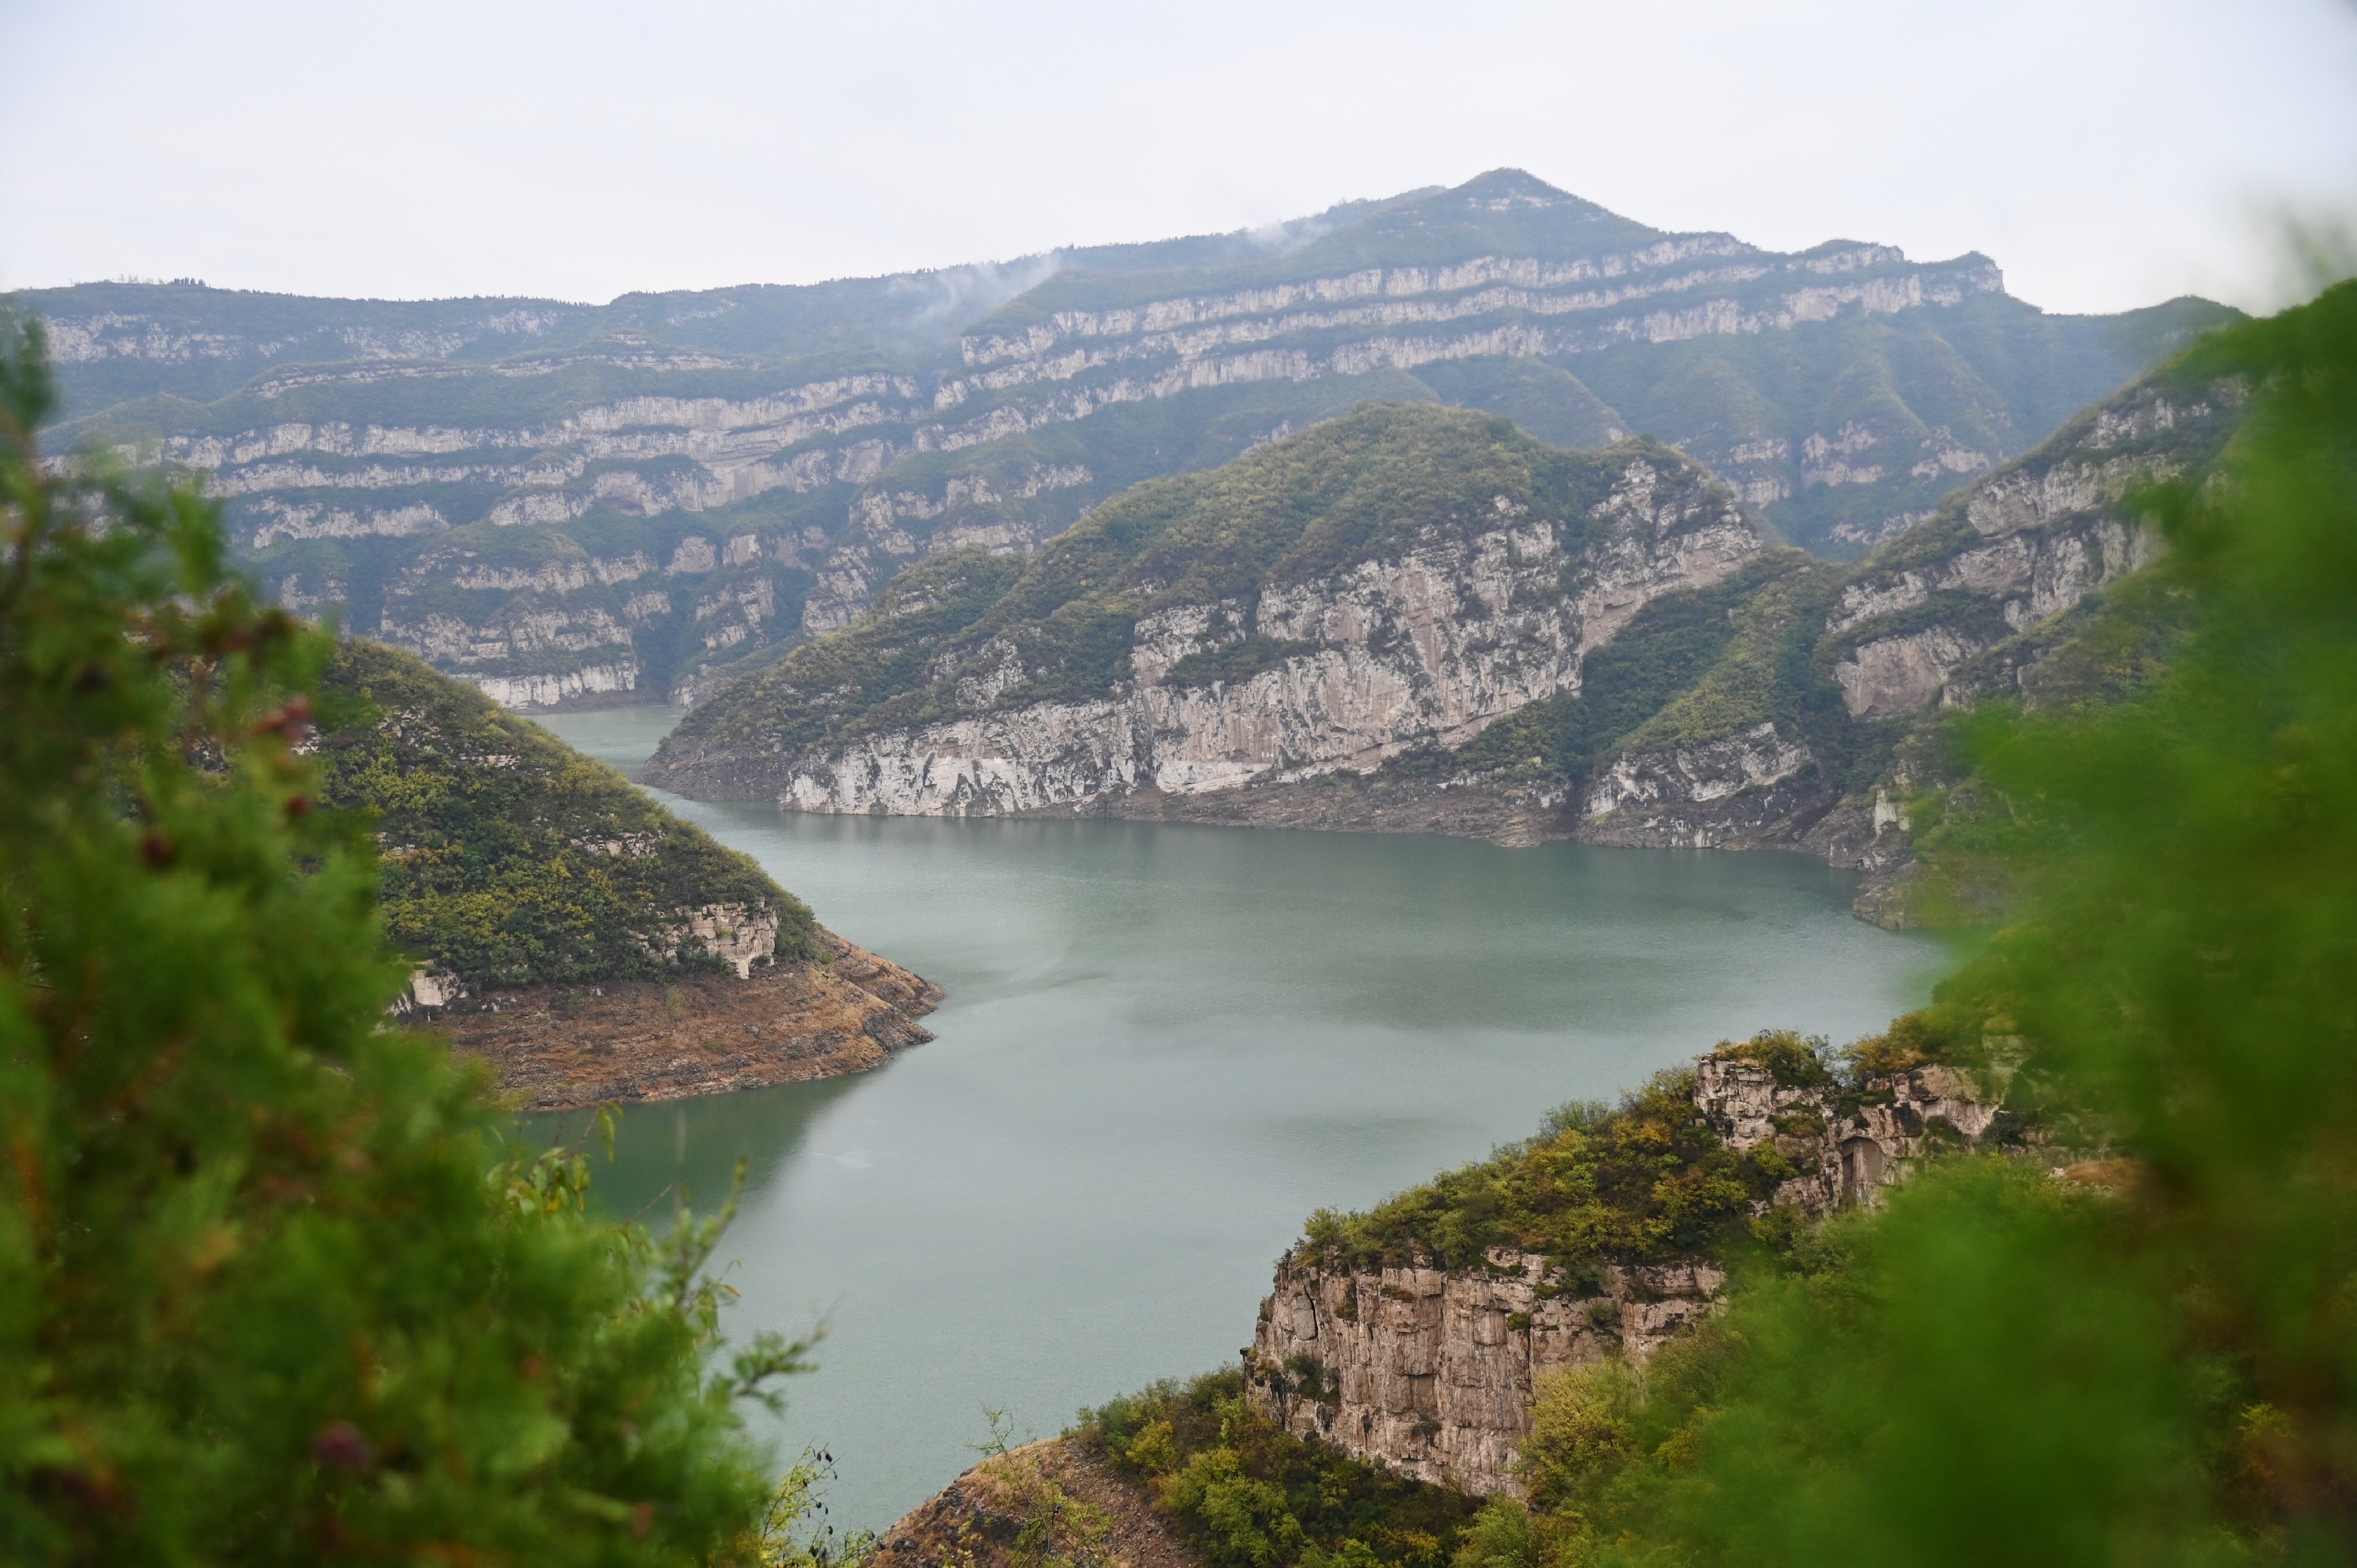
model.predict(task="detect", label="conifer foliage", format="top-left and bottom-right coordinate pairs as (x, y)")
top-left (0, 314), bottom-right (801, 1563)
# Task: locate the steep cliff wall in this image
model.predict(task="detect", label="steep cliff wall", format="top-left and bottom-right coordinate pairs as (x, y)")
top-left (34, 171), bottom-right (2230, 707)
top-left (1243, 1048), bottom-right (2004, 1495)
top-left (1246, 1252), bottom-right (1721, 1496)
top-left (644, 407), bottom-right (1759, 809)
top-left (1525, 362), bottom-right (2250, 917)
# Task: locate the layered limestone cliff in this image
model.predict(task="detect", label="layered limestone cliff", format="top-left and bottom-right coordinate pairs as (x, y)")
top-left (1817, 374), bottom-right (2241, 720)
top-left (1246, 1252), bottom-right (1722, 1496)
top-left (783, 505), bottom-right (1750, 816)
top-left (646, 410), bottom-right (1761, 811)
top-left (1576, 721), bottom-right (1823, 849)
top-left (1547, 364), bottom-right (2250, 917)
top-left (38, 172), bottom-right (2227, 708)
top-left (1243, 1054), bottom-right (2003, 1495)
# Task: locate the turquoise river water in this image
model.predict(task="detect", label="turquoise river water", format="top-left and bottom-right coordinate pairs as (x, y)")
top-left (531, 707), bottom-right (1953, 1533)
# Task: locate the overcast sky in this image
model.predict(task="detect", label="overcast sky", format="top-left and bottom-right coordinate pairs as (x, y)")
top-left (3, 0), bottom-right (2354, 316)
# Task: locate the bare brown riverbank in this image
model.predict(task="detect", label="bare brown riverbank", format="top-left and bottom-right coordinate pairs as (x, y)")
top-left (416, 926), bottom-right (941, 1111)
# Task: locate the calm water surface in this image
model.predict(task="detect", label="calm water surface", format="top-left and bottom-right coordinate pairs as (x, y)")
top-left (536, 707), bottom-right (1952, 1530)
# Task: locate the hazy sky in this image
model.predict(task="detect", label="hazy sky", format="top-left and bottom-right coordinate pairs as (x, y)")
top-left (3, 0), bottom-right (2354, 316)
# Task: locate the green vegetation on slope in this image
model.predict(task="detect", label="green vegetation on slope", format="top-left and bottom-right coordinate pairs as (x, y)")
top-left (0, 314), bottom-right (804, 1565)
top-left (657, 405), bottom-right (1720, 773)
top-left (1565, 290), bottom-right (2242, 554)
top-left (316, 639), bottom-right (813, 991)
top-left (1086, 281), bottom-right (2357, 1568)
top-left (1085, 1371), bottom-right (1480, 1568)
top-left (26, 169), bottom-right (2233, 718)
top-left (1301, 1046), bottom-right (1802, 1275)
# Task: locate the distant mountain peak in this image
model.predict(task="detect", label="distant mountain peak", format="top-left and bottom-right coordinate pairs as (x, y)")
top-left (1452, 168), bottom-right (1588, 211)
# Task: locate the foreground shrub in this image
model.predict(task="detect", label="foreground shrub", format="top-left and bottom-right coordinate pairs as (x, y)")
top-left (0, 314), bottom-right (802, 1564)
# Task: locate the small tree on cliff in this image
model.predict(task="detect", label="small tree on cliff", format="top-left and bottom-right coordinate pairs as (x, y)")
top-left (0, 313), bottom-right (804, 1562)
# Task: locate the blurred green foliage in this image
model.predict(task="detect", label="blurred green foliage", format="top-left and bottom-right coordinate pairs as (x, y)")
top-left (0, 314), bottom-right (806, 1564)
top-left (1471, 280), bottom-right (2357, 1565)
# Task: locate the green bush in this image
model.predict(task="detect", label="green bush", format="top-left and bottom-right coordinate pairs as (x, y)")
top-left (0, 314), bottom-right (804, 1565)
top-left (1300, 1067), bottom-right (1786, 1273)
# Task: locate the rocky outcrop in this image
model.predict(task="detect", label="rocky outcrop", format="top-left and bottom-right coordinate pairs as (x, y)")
top-left (413, 925), bottom-right (941, 1112)
top-left (778, 522), bottom-right (1629, 815)
top-left (1576, 721), bottom-right (1827, 847)
top-left (1244, 1052), bottom-right (2003, 1495)
top-left (1688, 1056), bottom-right (2003, 1215)
top-left (1246, 1251), bottom-right (1722, 1496)
top-left (1822, 377), bottom-right (2241, 693)
top-left (1554, 367), bottom-right (2251, 911)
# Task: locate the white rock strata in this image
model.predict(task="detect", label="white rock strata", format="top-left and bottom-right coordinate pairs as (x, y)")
top-left (777, 493), bottom-right (1757, 816)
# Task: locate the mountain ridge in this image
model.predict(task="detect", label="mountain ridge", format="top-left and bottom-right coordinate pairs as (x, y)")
top-left (639, 326), bottom-right (2251, 927)
top-left (17, 170), bottom-right (2239, 710)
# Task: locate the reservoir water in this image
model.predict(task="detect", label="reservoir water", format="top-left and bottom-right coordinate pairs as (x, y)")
top-left (535, 708), bottom-right (1953, 1533)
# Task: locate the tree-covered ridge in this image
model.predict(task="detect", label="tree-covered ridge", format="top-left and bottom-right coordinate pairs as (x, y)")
top-left (19, 172), bottom-right (2234, 710)
top-left (317, 639), bottom-right (813, 991)
top-left (648, 404), bottom-right (1728, 774)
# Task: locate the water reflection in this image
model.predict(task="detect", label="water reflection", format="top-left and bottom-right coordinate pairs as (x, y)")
top-left (527, 1074), bottom-right (865, 1223)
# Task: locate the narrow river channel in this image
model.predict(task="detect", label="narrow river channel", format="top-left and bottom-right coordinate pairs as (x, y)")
top-left (533, 707), bottom-right (1953, 1533)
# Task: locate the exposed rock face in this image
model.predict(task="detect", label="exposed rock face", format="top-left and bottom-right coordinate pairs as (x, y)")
top-left (1547, 368), bottom-right (2250, 916)
top-left (1820, 377), bottom-right (2240, 716)
top-left (1689, 1056), bottom-right (2003, 1214)
top-left (1245, 1056), bottom-right (2002, 1495)
top-left (653, 416), bottom-right (1762, 814)
top-left (781, 510), bottom-right (1751, 816)
top-left (1833, 626), bottom-right (1991, 718)
top-left (413, 925), bottom-right (941, 1112)
top-left (39, 173), bottom-right (2228, 708)
top-left (1246, 1251), bottom-right (1722, 1496)
top-left (662, 902), bottom-right (779, 978)
top-left (1578, 722), bottom-right (1824, 847)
